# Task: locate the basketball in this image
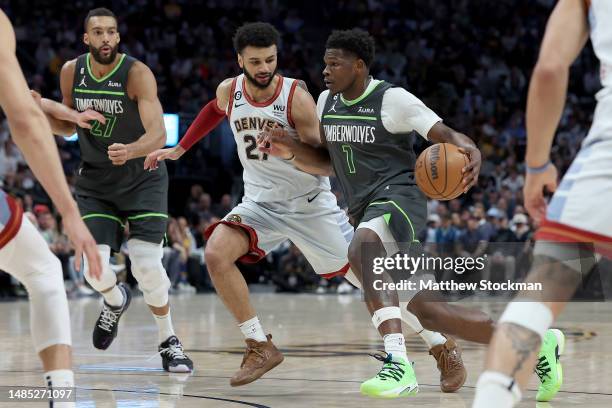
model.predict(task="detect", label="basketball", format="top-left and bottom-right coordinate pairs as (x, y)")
top-left (415, 143), bottom-right (469, 200)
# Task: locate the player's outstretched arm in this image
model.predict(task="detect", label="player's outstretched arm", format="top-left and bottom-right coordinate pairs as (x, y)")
top-left (34, 60), bottom-right (105, 136)
top-left (523, 0), bottom-right (588, 222)
top-left (109, 61), bottom-right (166, 165)
top-left (0, 11), bottom-right (101, 278)
top-left (427, 122), bottom-right (481, 193)
top-left (258, 86), bottom-right (333, 176)
top-left (144, 77), bottom-right (232, 170)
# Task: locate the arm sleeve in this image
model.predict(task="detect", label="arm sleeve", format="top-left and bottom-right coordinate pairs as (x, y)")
top-left (316, 90), bottom-right (330, 120)
top-left (381, 87), bottom-right (442, 139)
top-left (178, 99), bottom-right (226, 151)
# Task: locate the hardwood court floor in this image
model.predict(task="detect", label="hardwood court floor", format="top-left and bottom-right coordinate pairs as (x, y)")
top-left (0, 292), bottom-right (610, 407)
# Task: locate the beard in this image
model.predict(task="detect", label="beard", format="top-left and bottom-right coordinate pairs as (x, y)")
top-left (90, 44), bottom-right (119, 65)
top-left (243, 66), bottom-right (278, 90)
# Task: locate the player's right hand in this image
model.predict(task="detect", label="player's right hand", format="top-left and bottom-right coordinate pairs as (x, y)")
top-left (524, 163), bottom-right (558, 223)
top-left (144, 145), bottom-right (185, 170)
top-left (76, 109), bottom-right (106, 130)
top-left (62, 211), bottom-right (102, 280)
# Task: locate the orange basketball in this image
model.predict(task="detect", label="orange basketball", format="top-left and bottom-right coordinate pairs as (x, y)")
top-left (415, 143), bottom-right (469, 201)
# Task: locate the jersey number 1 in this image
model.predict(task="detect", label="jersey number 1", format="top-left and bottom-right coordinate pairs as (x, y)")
top-left (342, 144), bottom-right (356, 174)
top-left (90, 114), bottom-right (117, 138)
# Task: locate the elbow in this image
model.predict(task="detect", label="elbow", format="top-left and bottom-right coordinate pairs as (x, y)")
top-left (321, 165), bottom-right (334, 177)
top-left (533, 61), bottom-right (566, 83)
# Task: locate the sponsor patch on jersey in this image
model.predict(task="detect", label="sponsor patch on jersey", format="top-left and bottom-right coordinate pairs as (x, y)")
top-left (226, 214), bottom-right (242, 224)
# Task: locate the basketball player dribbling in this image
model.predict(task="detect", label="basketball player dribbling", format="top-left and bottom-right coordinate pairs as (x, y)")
top-left (145, 22), bottom-right (468, 390)
top-left (0, 9), bottom-right (102, 408)
top-left (260, 28), bottom-right (560, 399)
top-left (33, 7), bottom-right (193, 373)
top-left (473, 0), bottom-right (609, 406)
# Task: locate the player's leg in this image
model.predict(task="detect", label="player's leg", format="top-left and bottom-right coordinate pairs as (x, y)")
top-left (347, 226), bottom-right (420, 398)
top-left (474, 145), bottom-right (612, 407)
top-left (473, 241), bottom-right (590, 408)
top-left (204, 207), bottom-right (286, 386)
top-left (0, 211), bottom-right (74, 407)
top-left (127, 214), bottom-right (193, 373)
top-left (406, 290), bottom-right (494, 344)
top-left (78, 195), bottom-right (131, 350)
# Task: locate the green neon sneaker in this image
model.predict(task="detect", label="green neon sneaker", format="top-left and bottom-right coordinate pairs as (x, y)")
top-left (535, 329), bottom-right (565, 402)
top-left (360, 353), bottom-right (418, 398)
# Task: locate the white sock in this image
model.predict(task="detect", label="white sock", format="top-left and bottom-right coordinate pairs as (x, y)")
top-left (419, 329), bottom-right (447, 349)
top-left (239, 316), bottom-right (267, 342)
top-left (154, 312), bottom-right (175, 343)
top-left (399, 304), bottom-right (446, 348)
top-left (473, 371), bottom-right (522, 408)
top-left (383, 333), bottom-right (409, 362)
top-left (45, 369), bottom-right (75, 408)
top-left (103, 285), bottom-right (124, 307)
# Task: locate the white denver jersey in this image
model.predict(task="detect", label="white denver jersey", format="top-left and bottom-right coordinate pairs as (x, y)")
top-left (227, 74), bottom-right (330, 202)
top-left (585, 0), bottom-right (612, 144)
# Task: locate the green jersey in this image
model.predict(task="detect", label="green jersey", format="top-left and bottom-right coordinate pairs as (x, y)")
top-left (72, 53), bottom-right (145, 166)
top-left (319, 79), bottom-right (440, 221)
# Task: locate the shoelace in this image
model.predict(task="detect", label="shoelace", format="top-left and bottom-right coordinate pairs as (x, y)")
top-left (159, 341), bottom-right (188, 360)
top-left (370, 352), bottom-right (406, 382)
top-left (535, 356), bottom-right (551, 381)
top-left (240, 345), bottom-right (266, 368)
top-left (97, 305), bottom-right (120, 332)
top-left (437, 345), bottom-right (461, 372)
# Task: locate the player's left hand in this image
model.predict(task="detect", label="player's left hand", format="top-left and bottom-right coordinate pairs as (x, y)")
top-left (108, 143), bottom-right (130, 165)
top-left (257, 123), bottom-right (296, 159)
top-left (458, 146), bottom-right (481, 193)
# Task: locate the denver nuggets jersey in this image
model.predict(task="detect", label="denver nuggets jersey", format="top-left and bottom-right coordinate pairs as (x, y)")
top-left (227, 74), bottom-right (330, 202)
top-left (585, 1), bottom-right (612, 144)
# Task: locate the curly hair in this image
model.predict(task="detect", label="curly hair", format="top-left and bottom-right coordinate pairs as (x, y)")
top-left (325, 28), bottom-right (375, 68)
top-left (233, 22), bottom-right (280, 54)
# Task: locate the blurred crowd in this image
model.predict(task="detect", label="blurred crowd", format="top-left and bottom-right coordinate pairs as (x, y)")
top-left (0, 0), bottom-right (601, 297)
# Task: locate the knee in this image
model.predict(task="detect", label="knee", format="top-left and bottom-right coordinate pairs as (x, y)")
top-left (204, 244), bottom-right (229, 275)
top-left (347, 240), bottom-right (361, 268)
top-left (24, 255), bottom-right (64, 298)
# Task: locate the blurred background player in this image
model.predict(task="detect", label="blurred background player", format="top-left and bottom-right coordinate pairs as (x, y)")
top-left (35, 8), bottom-right (192, 373)
top-left (0, 9), bottom-right (102, 407)
top-left (146, 22), bottom-right (466, 390)
top-left (473, 0), bottom-right (609, 406)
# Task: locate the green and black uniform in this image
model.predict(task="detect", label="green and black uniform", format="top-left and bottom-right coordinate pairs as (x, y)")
top-left (72, 53), bottom-right (168, 251)
top-left (319, 79), bottom-right (440, 245)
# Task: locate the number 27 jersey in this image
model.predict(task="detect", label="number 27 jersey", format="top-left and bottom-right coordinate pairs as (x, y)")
top-left (227, 74), bottom-right (330, 202)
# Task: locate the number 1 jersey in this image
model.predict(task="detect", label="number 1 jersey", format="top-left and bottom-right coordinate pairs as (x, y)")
top-left (227, 74), bottom-right (329, 202)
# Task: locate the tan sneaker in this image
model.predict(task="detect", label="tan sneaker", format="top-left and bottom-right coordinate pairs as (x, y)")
top-left (230, 334), bottom-right (284, 386)
top-left (429, 336), bottom-right (467, 393)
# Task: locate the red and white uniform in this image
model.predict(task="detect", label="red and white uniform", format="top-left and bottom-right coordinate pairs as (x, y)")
top-left (206, 75), bottom-right (352, 277)
top-left (539, 0), bottom-right (612, 254)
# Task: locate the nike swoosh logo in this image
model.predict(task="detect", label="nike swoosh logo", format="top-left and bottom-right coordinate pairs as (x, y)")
top-left (307, 192), bottom-right (321, 203)
top-left (234, 103), bottom-right (246, 108)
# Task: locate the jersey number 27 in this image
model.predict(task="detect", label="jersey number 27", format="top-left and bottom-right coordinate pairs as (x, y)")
top-left (90, 114), bottom-right (117, 138)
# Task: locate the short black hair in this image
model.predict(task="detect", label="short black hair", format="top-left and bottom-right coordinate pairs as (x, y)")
top-left (326, 28), bottom-right (375, 68)
top-left (233, 22), bottom-right (280, 54)
top-left (84, 7), bottom-right (117, 32)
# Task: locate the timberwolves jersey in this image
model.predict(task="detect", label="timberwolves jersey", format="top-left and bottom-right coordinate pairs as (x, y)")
top-left (72, 53), bottom-right (147, 166)
top-left (585, 1), bottom-right (612, 145)
top-left (227, 74), bottom-right (330, 202)
top-left (320, 80), bottom-right (420, 220)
